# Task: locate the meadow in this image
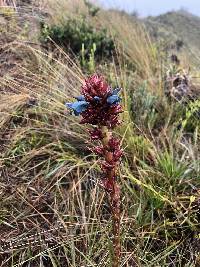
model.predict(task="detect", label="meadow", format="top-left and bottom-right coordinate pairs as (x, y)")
top-left (0, 0), bottom-right (200, 266)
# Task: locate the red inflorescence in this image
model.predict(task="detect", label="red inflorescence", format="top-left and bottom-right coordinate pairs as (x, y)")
top-left (100, 136), bottom-right (123, 182)
top-left (88, 127), bottom-right (104, 140)
top-left (80, 74), bottom-right (123, 128)
top-left (67, 74), bottom-right (123, 192)
top-left (81, 74), bottom-right (111, 101)
top-left (80, 105), bottom-right (122, 128)
top-left (67, 73), bottom-right (123, 264)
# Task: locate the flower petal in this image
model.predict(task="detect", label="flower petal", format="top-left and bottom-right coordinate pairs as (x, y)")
top-left (107, 95), bottom-right (121, 105)
top-left (66, 101), bottom-right (89, 116)
top-left (112, 88), bottom-right (121, 95)
top-left (65, 103), bottom-right (73, 108)
top-left (75, 95), bottom-right (85, 101)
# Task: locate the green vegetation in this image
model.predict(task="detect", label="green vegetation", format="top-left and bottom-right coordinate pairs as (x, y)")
top-left (0, 1), bottom-right (200, 266)
top-left (40, 18), bottom-right (115, 65)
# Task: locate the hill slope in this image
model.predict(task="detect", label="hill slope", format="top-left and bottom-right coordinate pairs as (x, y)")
top-left (144, 10), bottom-right (200, 60)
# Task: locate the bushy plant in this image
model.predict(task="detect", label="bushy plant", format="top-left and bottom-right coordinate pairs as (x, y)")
top-left (40, 18), bottom-right (115, 63)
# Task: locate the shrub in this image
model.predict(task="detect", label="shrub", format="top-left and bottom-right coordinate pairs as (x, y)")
top-left (40, 18), bottom-right (115, 63)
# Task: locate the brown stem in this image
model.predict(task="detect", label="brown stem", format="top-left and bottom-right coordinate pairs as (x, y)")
top-left (101, 126), bottom-right (121, 267)
top-left (110, 183), bottom-right (121, 267)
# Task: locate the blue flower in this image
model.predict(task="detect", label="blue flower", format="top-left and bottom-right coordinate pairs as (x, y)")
top-left (75, 95), bottom-right (86, 101)
top-left (106, 88), bottom-right (121, 105)
top-left (66, 99), bottom-right (89, 116)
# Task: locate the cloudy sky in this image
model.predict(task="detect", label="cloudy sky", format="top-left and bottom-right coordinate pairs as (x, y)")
top-left (97, 0), bottom-right (200, 17)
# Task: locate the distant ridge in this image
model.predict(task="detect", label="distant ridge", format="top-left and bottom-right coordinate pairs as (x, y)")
top-left (144, 10), bottom-right (200, 59)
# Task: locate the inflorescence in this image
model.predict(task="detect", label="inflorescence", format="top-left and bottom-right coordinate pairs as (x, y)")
top-left (66, 74), bottom-right (123, 266)
top-left (66, 74), bottom-right (122, 128)
top-left (66, 73), bottom-right (123, 192)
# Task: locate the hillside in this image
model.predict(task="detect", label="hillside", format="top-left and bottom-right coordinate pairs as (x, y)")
top-left (144, 10), bottom-right (200, 60)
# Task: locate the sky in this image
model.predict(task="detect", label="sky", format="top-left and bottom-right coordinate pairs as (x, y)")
top-left (96, 0), bottom-right (200, 17)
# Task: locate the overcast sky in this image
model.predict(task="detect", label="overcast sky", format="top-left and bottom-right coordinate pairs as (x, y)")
top-left (96, 0), bottom-right (200, 17)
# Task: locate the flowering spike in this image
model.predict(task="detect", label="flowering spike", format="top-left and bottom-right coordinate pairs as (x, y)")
top-left (65, 74), bottom-right (123, 267)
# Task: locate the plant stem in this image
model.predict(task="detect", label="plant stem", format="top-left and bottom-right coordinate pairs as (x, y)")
top-left (110, 182), bottom-right (121, 267)
top-left (101, 126), bottom-right (121, 267)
